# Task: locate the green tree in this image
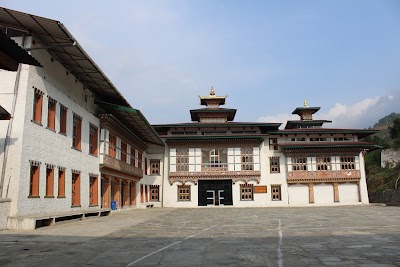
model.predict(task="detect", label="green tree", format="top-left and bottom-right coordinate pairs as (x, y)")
top-left (389, 118), bottom-right (400, 148)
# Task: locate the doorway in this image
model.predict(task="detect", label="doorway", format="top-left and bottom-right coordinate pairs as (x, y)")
top-left (198, 180), bottom-right (232, 206)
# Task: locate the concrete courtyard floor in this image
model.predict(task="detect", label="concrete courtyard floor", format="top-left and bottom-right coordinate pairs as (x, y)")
top-left (0, 206), bottom-right (400, 267)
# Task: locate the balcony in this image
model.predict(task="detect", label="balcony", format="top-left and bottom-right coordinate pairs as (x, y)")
top-left (169, 163), bottom-right (261, 185)
top-left (100, 154), bottom-right (143, 179)
top-left (287, 170), bottom-right (361, 184)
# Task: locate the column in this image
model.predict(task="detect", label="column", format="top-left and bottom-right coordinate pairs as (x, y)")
top-left (308, 183), bottom-right (314, 204)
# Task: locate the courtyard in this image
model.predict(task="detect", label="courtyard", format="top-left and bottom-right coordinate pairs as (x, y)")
top-left (0, 206), bottom-right (399, 266)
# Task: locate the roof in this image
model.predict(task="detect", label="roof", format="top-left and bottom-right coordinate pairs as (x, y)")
top-left (292, 106), bottom-right (320, 115)
top-left (190, 108), bottom-right (237, 121)
top-left (153, 122), bottom-right (282, 133)
top-left (0, 7), bottom-right (129, 106)
top-left (0, 31), bottom-right (41, 71)
top-left (285, 120), bottom-right (332, 129)
top-left (0, 105), bottom-right (11, 120)
top-left (270, 128), bottom-right (378, 139)
top-left (279, 141), bottom-right (381, 151)
top-left (96, 101), bottom-right (164, 147)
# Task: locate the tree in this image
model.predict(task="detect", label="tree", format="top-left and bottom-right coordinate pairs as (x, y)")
top-left (389, 118), bottom-right (400, 149)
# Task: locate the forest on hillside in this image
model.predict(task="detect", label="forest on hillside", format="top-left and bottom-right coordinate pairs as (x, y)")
top-left (364, 112), bottom-right (400, 193)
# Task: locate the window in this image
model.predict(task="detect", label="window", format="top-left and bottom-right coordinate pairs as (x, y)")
top-left (240, 184), bottom-right (253, 201)
top-left (59, 104), bottom-right (67, 134)
top-left (29, 161), bottom-right (40, 197)
top-left (33, 89), bottom-right (43, 124)
top-left (270, 157), bottom-right (280, 173)
top-left (58, 167), bottom-right (65, 197)
top-left (71, 171), bottom-right (80, 206)
top-left (109, 134), bottom-right (117, 158)
top-left (177, 185), bottom-right (190, 201)
top-left (340, 156), bottom-right (355, 170)
top-left (45, 165), bottom-right (54, 197)
top-left (317, 157), bottom-right (332, 171)
top-left (47, 97), bottom-right (56, 130)
top-left (176, 148), bottom-right (189, 172)
top-left (292, 157), bottom-right (307, 171)
top-left (138, 151), bottom-right (142, 169)
top-left (145, 158), bottom-right (148, 175)
top-left (89, 175), bottom-right (98, 206)
top-left (89, 125), bottom-right (98, 156)
top-left (241, 148), bottom-right (253, 171)
top-left (150, 160), bottom-right (160, 175)
top-left (210, 149), bottom-right (219, 167)
top-left (121, 141), bottom-right (127, 162)
top-left (72, 114), bottom-right (82, 150)
top-left (150, 185), bottom-right (160, 202)
top-left (271, 185), bottom-right (281, 201)
top-left (269, 138), bottom-right (278, 150)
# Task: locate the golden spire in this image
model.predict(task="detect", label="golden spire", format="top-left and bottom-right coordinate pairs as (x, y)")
top-left (304, 99), bottom-right (308, 107)
top-left (210, 86), bottom-right (215, 96)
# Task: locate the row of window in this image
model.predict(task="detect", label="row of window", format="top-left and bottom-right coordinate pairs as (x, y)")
top-left (32, 88), bottom-right (99, 155)
top-left (29, 161), bottom-right (98, 206)
top-left (176, 184), bottom-right (282, 202)
top-left (289, 156), bottom-right (356, 172)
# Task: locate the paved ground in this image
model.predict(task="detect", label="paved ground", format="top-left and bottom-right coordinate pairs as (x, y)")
top-left (0, 206), bottom-right (400, 267)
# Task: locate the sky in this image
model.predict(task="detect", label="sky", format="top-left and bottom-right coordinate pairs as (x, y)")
top-left (1, 0), bottom-right (400, 128)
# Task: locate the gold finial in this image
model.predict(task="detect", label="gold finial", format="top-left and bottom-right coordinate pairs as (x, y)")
top-left (304, 99), bottom-right (308, 107)
top-left (210, 86), bottom-right (215, 96)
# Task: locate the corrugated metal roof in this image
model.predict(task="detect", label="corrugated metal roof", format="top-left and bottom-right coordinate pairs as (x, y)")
top-left (0, 7), bottom-right (129, 106)
top-left (0, 31), bottom-right (41, 70)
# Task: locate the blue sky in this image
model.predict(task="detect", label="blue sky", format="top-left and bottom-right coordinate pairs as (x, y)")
top-left (2, 0), bottom-right (400, 128)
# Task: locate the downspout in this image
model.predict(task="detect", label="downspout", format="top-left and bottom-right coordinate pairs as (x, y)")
top-left (0, 34), bottom-right (26, 198)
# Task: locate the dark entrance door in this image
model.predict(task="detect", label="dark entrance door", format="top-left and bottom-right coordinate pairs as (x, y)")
top-left (198, 180), bottom-right (233, 206)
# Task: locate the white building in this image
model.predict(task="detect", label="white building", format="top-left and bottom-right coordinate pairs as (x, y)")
top-left (152, 88), bottom-right (378, 207)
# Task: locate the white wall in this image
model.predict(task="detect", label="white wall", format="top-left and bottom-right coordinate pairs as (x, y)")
top-left (314, 184), bottom-right (334, 204)
top-left (338, 183), bottom-right (359, 203)
top-left (288, 184), bottom-right (309, 205)
top-left (2, 37), bottom-right (101, 217)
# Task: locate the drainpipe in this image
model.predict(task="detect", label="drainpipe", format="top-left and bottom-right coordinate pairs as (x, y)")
top-left (0, 34), bottom-right (26, 198)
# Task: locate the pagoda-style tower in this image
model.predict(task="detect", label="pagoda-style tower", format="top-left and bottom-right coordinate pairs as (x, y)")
top-left (285, 100), bottom-right (332, 129)
top-left (190, 86), bottom-right (237, 123)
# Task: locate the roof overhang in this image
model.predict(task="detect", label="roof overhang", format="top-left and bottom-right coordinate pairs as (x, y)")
top-left (280, 142), bottom-right (381, 154)
top-left (190, 108), bottom-right (237, 121)
top-left (285, 120), bottom-right (332, 129)
top-left (0, 31), bottom-right (41, 71)
top-left (0, 7), bottom-right (129, 106)
top-left (199, 95), bottom-right (227, 106)
top-left (96, 101), bottom-right (164, 147)
top-left (270, 129), bottom-right (378, 139)
top-left (292, 107), bottom-right (320, 115)
top-left (0, 105), bottom-right (11, 120)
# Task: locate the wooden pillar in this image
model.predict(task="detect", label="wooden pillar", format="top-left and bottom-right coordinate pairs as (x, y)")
top-left (308, 183), bottom-right (314, 204)
top-left (333, 183), bottom-right (339, 202)
top-left (124, 181), bottom-right (130, 206)
top-left (131, 182), bottom-right (136, 206)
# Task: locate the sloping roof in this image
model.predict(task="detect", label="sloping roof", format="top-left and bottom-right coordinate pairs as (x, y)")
top-left (0, 105), bottom-right (11, 120)
top-left (96, 101), bottom-right (164, 147)
top-left (270, 128), bottom-right (378, 139)
top-left (292, 106), bottom-right (320, 115)
top-left (0, 7), bottom-right (129, 106)
top-left (0, 31), bottom-right (41, 71)
top-left (190, 108), bottom-right (237, 121)
top-left (285, 120), bottom-right (332, 129)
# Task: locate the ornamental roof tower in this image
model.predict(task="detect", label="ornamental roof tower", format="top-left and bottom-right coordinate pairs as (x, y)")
top-left (190, 86), bottom-right (237, 123)
top-left (285, 99), bottom-right (332, 129)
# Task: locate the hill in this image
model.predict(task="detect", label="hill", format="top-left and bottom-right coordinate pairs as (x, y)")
top-left (364, 112), bottom-right (400, 193)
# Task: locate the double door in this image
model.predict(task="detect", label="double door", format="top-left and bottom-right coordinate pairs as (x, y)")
top-left (198, 180), bottom-right (232, 206)
top-left (207, 190), bottom-right (225, 206)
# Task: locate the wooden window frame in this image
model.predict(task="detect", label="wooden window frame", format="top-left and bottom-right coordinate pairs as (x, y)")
top-left (45, 165), bottom-right (54, 197)
top-left (121, 141), bottom-right (127, 162)
top-left (138, 151), bottom-right (143, 169)
top-left (89, 124), bottom-right (98, 156)
top-left (89, 175), bottom-right (99, 206)
top-left (292, 157), bottom-right (307, 171)
top-left (47, 97), bottom-right (56, 131)
top-left (270, 157), bottom-right (280, 173)
top-left (71, 171), bottom-right (81, 206)
top-left (150, 159), bottom-right (160, 175)
top-left (72, 114), bottom-right (82, 150)
top-left (269, 138), bottom-right (278, 150)
top-left (149, 185), bottom-right (160, 202)
top-left (317, 157), bottom-right (332, 171)
top-left (29, 162), bottom-right (40, 197)
top-left (176, 148), bottom-right (189, 172)
top-left (177, 185), bottom-right (191, 201)
top-left (271, 185), bottom-right (282, 201)
top-left (109, 133), bottom-right (117, 158)
top-left (59, 104), bottom-right (67, 135)
top-left (32, 89), bottom-right (43, 124)
top-left (241, 147), bottom-right (253, 171)
top-left (340, 156), bottom-right (355, 170)
top-left (58, 167), bottom-right (66, 197)
top-left (240, 183), bottom-right (254, 201)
